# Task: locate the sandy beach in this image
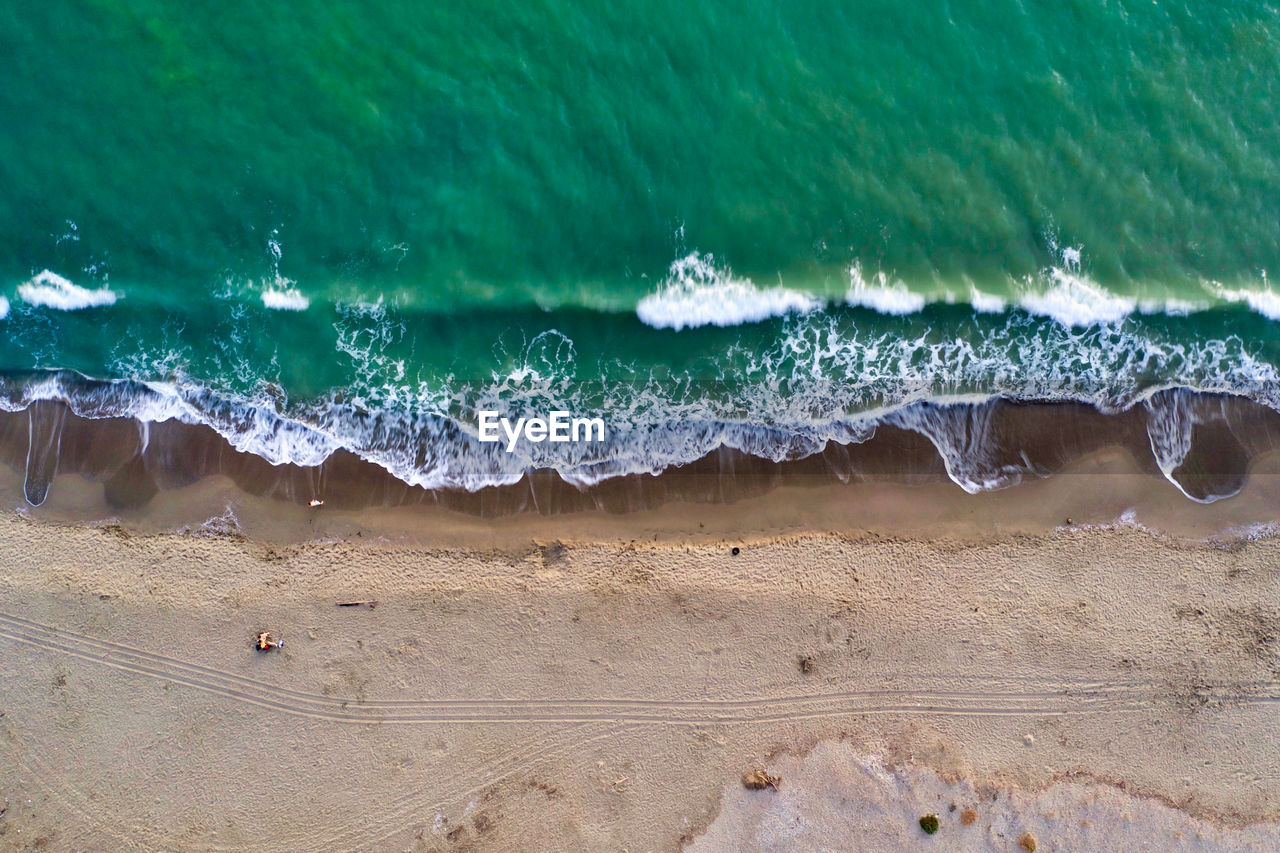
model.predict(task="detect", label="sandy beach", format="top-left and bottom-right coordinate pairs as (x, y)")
top-left (2, 460), bottom-right (1280, 851)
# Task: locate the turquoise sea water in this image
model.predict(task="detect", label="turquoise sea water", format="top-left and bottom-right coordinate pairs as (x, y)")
top-left (2, 1), bottom-right (1280, 492)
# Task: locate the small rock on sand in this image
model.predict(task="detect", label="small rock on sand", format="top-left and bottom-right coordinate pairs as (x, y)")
top-left (742, 770), bottom-right (780, 791)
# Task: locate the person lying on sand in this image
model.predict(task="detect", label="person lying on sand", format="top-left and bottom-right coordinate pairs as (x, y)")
top-left (255, 631), bottom-right (283, 652)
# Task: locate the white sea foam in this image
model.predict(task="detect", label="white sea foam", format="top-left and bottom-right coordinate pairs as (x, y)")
top-left (0, 296), bottom-right (9, 319)
top-left (1143, 390), bottom-right (1210, 502)
top-left (887, 401), bottom-right (1030, 493)
top-left (1141, 390), bottom-right (1249, 504)
top-left (1205, 521), bottom-right (1280, 544)
top-left (254, 234), bottom-right (310, 310)
top-left (1017, 267), bottom-right (1135, 327)
top-left (1060, 244), bottom-right (1082, 270)
top-left (1060, 508), bottom-right (1163, 538)
top-left (968, 286), bottom-right (1006, 313)
top-left (1217, 283), bottom-right (1280, 320)
top-left (261, 281), bottom-right (310, 311)
top-left (18, 270), bottom-right (118, 310)
top-left (636, 253), bottom-right (820, 330)
top-left (1138, 297), bottom-right (1202, 316)
top-left (178, 504), bottom-right (244, 538)
top-left (636, 248), bottom-right (1280, 328)
top-left (845, 264), bottom-right (927, 314)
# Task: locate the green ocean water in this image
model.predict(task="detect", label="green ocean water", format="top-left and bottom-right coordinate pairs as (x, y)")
top-left (2, 0), bottom-right (1280, 490)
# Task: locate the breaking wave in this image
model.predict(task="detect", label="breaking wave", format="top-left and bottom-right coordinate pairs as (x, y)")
top-left (1015, 267), bottom-right (1136, 327)
top-left (261, 284), bottom-right (310, 311)
top-left (636, 253), bottom-right (819, 330)
top-left (634, 248), bottom-right (1276, 330)
top-left (18, 270), bottom-right (118, 310)
top-left (845, 265), bottom-right (927, 315)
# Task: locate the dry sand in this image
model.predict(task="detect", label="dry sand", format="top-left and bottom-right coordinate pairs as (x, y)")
top-left (1, 483), bottom-right (1280, 851)
top-left (695, 741), bottom-right (1280, 851)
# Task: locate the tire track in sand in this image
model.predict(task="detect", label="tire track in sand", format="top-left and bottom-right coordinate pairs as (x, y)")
top-left (3, 702), bottom-right (621, 853)
top-left (4, 611), bottom-right (1278, 725)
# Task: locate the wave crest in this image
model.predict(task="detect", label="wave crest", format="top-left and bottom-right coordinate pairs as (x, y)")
top-left (845, 265), bottom-right (927, 314)
top-left (637, 253), bottom-right (820, 330)
top-left (1216, 275), bottom-right (1280, 320)
top-left (1016, 267), bottom-right (1134, 327)
top-left (18, 270), bottom-right (118, 310)
top-left (261, 275), bottom-right (310, 311)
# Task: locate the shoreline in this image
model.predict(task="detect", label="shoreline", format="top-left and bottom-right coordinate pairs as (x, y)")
top-left (10, 431), bottom-right (1280, 551)
top-left (5, 392), bottom-right (1280, 548)
top-left (5, 384), bottom-right (1280, 520)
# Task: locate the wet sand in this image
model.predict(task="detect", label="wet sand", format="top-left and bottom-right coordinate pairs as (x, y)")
top-left (2, 463), bottom-right (1280, 850)
top-left (8, 389), bottom-right (1280, 522)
